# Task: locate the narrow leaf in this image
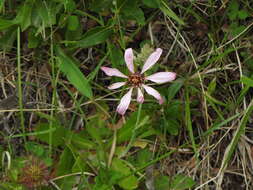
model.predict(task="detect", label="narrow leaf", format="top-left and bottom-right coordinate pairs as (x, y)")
top-left (160, 1), bottom-right (185, 25)
top-left (75, 26), bottom-right (113, 48)
top-left (56, 46), bottom-right (93, 99)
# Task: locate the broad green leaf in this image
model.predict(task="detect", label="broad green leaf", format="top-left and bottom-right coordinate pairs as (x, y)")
top-left (0, 18), bottom-right (16, 30)
top-left (142, 0), bottom-right (160, 8)
top-left (121, 5), bottom-right (145, 25)
top-left (0, 26), bottom-right (17, 51)
top-left (67, 15), bottom-right (79, 31)
top-left (117, 111), bottom-right (148, 143)
top-left (171, 174), bottom-right (195, 190)
top-left (15, 0), bottom-right (34, 31)
top-left (75, 26), bottom-right (113, 48)
top-left (89, 0), bottom-right (112, 13)
top-left (118, 175), bottom-right (138, 190)
top-left (28, 29), bottom-right (40, 48)
top-left (136, 148), bottom-right (152, 166)
top-left (160, 0), bottom-right (185, 25)
top-left (238, 10), bottom-right (249, 20)
top-left (25, 142), bottom-right (45, 157)
top-left (167, 80), bottom-right (183, 102)
top-left (228, 0), bottom-right (239, 20)
top-left (57, 147), bottom-right (75, 176)
top-left (108, 43), bottom-right (124, 68)
top-left (56, 46), bottom-right (93, 98)
top-left (154, 175), bottom-right (170, 190)
top-left (111, 158), bottom-right (138, 190)
top-left (70, 133), bottom-right (96, 149)
top-left (72, 156), bottom-right (87, 173)
top-left (35, 123), bottom-right (67, 147)
top-left (63, 0), bottom-right (76, 12)
top-left (33, 0), bottom-right (58, 28)
top-left (57, 147), bottom-right (76, 190)
top-left (111, 158), bottom-right (130, 175)
top-left (164, 118), bottom-right (179, 135)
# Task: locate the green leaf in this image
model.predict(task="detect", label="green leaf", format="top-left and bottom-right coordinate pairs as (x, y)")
top-left (118, 175), bottom-right (138, 190)
top-left (0, 18), bottom-right (16, 30)
top-left (167, 80), bottom-right (183, 102)
top-left (63, 0), bottom-right (76, 12)
top-left (238, 10), bottom-right (250, 20)
top-left (0, 26), bottom-right (17, 51)
top-left (72, 156), bottom-right (87, 173)
top-left (33, 0), bottom-right (58, 28)
top-left (56, 46), bottom-right (93, 99)
top-left (57, 147), bottom-right (77, 190)
top-left (28, 29), bottom-right (40, 48)
top-left (117, 111), bottom-right (148, 143)
top-left (121, 3), bottom-right (145, 25)
top-left (136, 148), bottom-right (152, 166)
top-left (75, 26), bottom-right (113, 48)
top-left (164, 119), bottom-right (179, 135)
top-left (111, 158), bottom-right (138, 190)
top-left (108, 43), bottom-right (124, 68)
top-left (171, 174), bottom-right (195, 190)
top-left (160, 0), bottom-right (185, 25)
top-left (89, 0), bottom-right (112, 13)
top-left (70, 133), bottom-right (96, 149)
top-left (57, 147), bottom-right (75, 176)
top-left (25, 142), bottom-right (45, 157)
top-left (15, 0), bottom-right (34, 31)
top-left (228, 0), bottom-right (239, 20)
top-left (241, 76), bottom-right (253, 88)
top-left (35, 123), bottom-right (67, 147)
top-left (207, 77), bottom-right (216, 94)
top-left (154, 175), bottom-right (170, 190)
top-left (142, 0), bottom-right (160, 8)
top-left (67, 15), bottom-right (79, 31)
top-left (120, 0), bottom-right (145, 25)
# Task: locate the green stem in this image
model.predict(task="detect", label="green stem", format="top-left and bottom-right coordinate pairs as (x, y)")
top-left (17, 27), bottom-right (26, 144)
top-left (119, 103), bottom-right (142, 158)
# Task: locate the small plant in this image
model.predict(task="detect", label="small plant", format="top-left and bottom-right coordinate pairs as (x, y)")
top-left (18, 157), bottom-right (52, 189)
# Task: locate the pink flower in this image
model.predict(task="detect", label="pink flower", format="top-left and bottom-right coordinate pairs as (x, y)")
top-left (101, 48), bottom-right (176, 115)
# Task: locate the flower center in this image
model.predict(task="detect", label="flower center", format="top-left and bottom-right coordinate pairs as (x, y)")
top-left (128, 73), bottom-right (144, 87)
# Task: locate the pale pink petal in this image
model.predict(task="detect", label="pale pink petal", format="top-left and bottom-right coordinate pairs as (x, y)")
top-left (101, 66), bottom-right (127, 78)
top-left (116, 88), bottom-right (133, 115)
top-left (124, 48), bottom-right (134, 73)
top-left (146, 72), bottom-right (176, 84)
top-left (142, 84), bottom-right (164, 104)
top-left (137, 88), bottom-right (144, 103)
top-left (141, 48), bottom-right (163, 74)
top-left (108, 82), bottom-right (126, 90)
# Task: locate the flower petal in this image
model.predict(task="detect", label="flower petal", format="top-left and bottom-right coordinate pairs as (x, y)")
top-left (137, 88), bottom-right (144, 103)
top-left (116, 88), bottom-right (133, 115)
top-left (142, 84), bottom-right (164, 104)
top-left (101, 66), bottom-right (128, 78)
top-left (141, 48), bottom-right (163, 74)
top-left (124, 48), bottom-right (134, 73)
top-left (108, 82), bottom-right (126, 90)
top-left (146, 72), bottom-right (176, 84)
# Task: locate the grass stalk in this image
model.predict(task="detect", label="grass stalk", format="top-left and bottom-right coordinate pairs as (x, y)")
top-left (17, 27), bottom-right (25, 144)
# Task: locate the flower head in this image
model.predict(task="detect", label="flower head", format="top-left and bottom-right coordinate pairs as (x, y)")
top-left (18, 157), bottom-right (51, 189)
top-left (101, 48), bottom-right (176, 115)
